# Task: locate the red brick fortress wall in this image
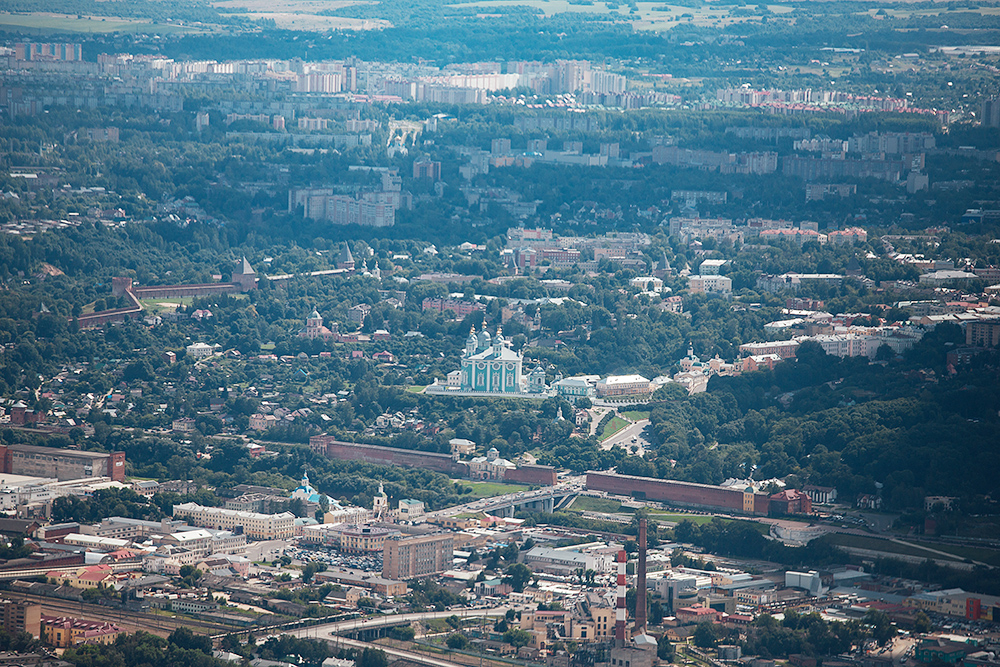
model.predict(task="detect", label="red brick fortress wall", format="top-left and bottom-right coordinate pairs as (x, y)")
top-left (505, 465), bottom-right (558, 486)
top-left (309, 436), bottom-right (467, 476)
top-left (586, 471), bottom-right (770, 515)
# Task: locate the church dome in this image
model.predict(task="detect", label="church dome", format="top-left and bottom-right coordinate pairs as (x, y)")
top-left (478, 326), bottom-right (491, 349)
top-left (309, 309), bottom-right (321, 320)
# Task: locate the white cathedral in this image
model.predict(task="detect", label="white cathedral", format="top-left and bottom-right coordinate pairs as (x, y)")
top-left (427, 324), bottom-right (547, 397)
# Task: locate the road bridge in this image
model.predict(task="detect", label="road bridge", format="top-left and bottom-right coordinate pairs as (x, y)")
top-left (425, 483), bottom-right (581, 521)
top-left (0, 561), bottom-right (140, 581)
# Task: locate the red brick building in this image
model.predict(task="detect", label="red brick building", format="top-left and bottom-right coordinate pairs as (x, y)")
top-left (768, 489), bottom-right (813, 515)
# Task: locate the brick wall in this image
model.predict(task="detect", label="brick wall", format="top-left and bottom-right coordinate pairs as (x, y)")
top-left (505, 465), bottom-right (558, 486)
top-left (586, 472), bottom-right (770, 516)
top-left (309, 436), bottom-right (467, 475)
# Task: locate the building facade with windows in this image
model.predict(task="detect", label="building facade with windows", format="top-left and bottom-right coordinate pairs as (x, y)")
top-left (382, 533), bottom-right (453, 579)
top-left (171, 503), bottom-right (294, 540)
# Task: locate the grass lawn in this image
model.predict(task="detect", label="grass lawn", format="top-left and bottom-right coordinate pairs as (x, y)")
top-left (923, 543), bottom-right (1000, 568)
top-left (823, 533), bottom-right (965, 561)
top-left (460, 480), bottom-right (531, 498)
top-left (598, 416), bottom-right (630, 442)
top-left (140, 297), bottom-right (194, 313)
top-left (405, 385), bottom-right (426, 393)
top-left (422, 619), bottom-right (456, 633)
top-left (569, 496), bottom-right (624, 514)
top-left (621, 410), bottom-right (650, 421)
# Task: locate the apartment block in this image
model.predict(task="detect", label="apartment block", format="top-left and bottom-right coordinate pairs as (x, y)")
top-left (0, 599), bottom-right (41, 639)
top-left (382, 533), bottom-right (453, 579)
top-left (688, 275), bottom-right (732, 296)
top-left (0, 445), bottom-right (125, 482)
top-left (172, 503), bottom-right (294, 540)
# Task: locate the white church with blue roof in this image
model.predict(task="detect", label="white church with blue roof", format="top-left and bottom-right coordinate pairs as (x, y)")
top-left (426, 324), bottom-right (548, 397)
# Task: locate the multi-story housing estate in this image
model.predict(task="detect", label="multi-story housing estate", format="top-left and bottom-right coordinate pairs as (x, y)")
top-left (688, 275), bottom-right (733, 296)
top-left (171, 503), bottom-right (295, 540)
top-left (158, 528), bottom-right (247, 557)
top-left (738, 340), bottom-right (801, 359)
top-left (0, 600), bottom-right (40, 639)
top-left (757, 273), bottom-right (844, 293)
top-left (421, 297), bottom-right (485, 318)
top-left (0, 445), bottom-right (125, 482)
top-left (668, 217), bottom-right (739, 243)
top-left (382, 533), bottom-right (453, 579)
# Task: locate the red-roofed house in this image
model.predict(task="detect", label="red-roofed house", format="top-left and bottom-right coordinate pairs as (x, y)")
top-left (47, 565), bottom-right (115, 590)
top-left (41, 615), bottom-right (122, 647)
top-left (769, 489), bottom-right (813, 515)
top-left (676, 604), bottom-right (721, 625)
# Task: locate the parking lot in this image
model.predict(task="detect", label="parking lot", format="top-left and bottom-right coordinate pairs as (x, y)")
top-left (288, 543), bottom-right (383, 573)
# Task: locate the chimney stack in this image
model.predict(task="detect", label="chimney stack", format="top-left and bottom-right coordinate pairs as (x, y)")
top-left (615, 548), bottom-right (627, 647)
top-left (635, 518), bottom-right (647, 633)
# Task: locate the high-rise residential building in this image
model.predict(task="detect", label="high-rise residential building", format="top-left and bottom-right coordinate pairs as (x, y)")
top-left (382, 533), bottom-right (453, 579)
top-left (983, 97), bottom-right (1000, 128)
top-left (0, 600), bottom-right (41, 639)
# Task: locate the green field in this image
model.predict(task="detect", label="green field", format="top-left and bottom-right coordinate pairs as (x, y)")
top-left (0, 13), bottom-right (207, 34)
top-left (405, 385), bottom-right (426, 393)
top-left (598, 416), bottom-right (629, 442)
top-left (621, 410), bottom-right (651, 421)
top-left (569, 495), bottom-right (624, 514)
top-left (140, 297), bottom-right (195, 313)
top-left (923, 543), bottom-right (1000, 567)
top-left (449, 0), bottom-right (796, 30)
top-left (823, 533), bottom-right (964, 562)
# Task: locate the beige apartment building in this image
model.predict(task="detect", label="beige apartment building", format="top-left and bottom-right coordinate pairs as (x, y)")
top-left (382, 533), bottom-right (453, 579)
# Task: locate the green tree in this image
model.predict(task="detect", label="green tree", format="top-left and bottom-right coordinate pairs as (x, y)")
top-left (694, 622), bottom-right (718, 648)
top-left (504, 563), bottom-right (533, 593)
top-left (168, 626), bottom-right (213, 654)
top-left (357, 647), bottom-right (388, 667)
top-left (503, 628), bottom-right (532, 648)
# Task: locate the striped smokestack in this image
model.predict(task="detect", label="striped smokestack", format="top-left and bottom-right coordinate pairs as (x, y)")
top-left (615, 548), bottom-right (627, 647)
top-left (635, 518), bottom-right (647, 633)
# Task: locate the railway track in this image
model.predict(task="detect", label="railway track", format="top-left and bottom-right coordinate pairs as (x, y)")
top-left (1, 590), bottom-right (240, 638)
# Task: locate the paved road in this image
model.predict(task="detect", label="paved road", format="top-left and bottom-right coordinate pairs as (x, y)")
top-left (601, 419), bottom-right (651, 455)
top-left (424, 480), bottom-right (584, 521)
